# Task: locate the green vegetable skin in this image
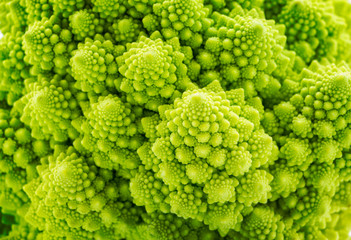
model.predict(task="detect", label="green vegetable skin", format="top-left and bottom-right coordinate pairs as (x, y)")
top-left (1, 0), bottom-right (351, 239)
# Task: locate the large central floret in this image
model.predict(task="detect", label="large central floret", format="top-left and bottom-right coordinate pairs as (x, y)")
top-left (132, 81), bottom-right (277, 236)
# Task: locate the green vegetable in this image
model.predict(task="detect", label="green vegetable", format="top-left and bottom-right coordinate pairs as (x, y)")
top-left (0, 0), bottom-right (351, 239)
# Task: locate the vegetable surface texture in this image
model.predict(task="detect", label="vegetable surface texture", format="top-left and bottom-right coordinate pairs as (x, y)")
top-left (0, 0), bottom-right (351, 239)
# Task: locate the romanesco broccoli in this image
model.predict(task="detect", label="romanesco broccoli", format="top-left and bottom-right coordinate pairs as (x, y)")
top-left (0, 0), bottom-right (351, 239)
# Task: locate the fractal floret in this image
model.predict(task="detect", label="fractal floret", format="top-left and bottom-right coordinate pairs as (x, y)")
top-left (116, 33), bottom-right (195, 111)
top-left (70, 36), bottom-right (121, 93)
top-left (73, 94), bottom-right (144, 171)
top-left (1, 0), bottom-right (351, 239)
top-left (134, 80), bottom-right (277, 235)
